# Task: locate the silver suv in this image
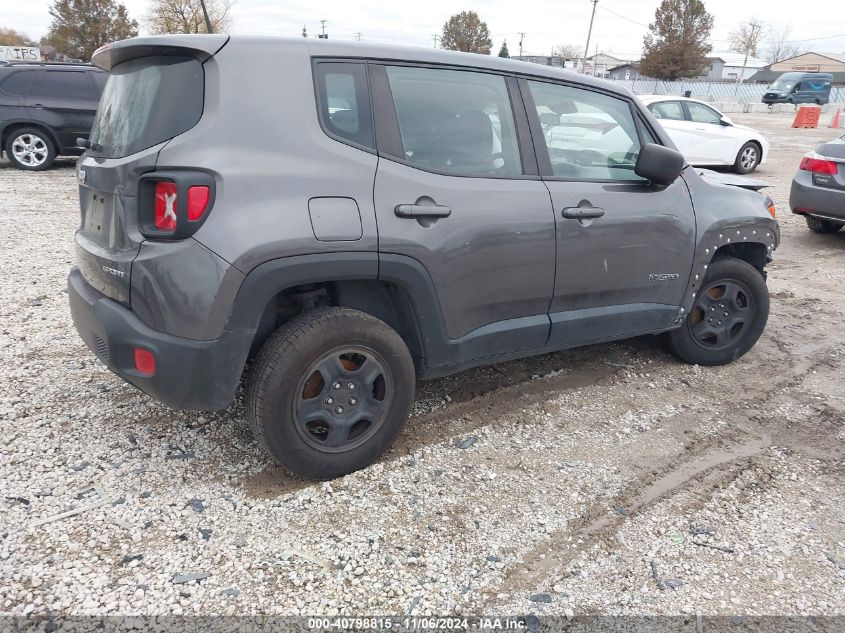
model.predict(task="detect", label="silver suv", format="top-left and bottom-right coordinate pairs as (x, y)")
top-left (69, 35), bottom-right (780, 479)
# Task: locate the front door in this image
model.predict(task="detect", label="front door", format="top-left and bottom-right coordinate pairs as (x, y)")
top-left (682, 100), bottom-right (738, 165)
top-left (521, 78), bottom-right (696, 348)
top-left (371, 64), bottom-right (556, 366)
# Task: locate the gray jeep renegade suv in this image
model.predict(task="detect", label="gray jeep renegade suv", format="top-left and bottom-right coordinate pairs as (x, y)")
top-left (68, 35), bottom-right (780, 479)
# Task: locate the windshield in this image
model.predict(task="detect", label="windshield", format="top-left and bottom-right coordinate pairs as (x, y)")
top-left (89, 55), bottom-right (203, 159)
top-left (770, 77), bottom-right (798, 91)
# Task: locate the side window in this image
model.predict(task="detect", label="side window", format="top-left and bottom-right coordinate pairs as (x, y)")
top-left (686, 102), bottom-right (722, 125)
top-left (384, 65), bottom-right (522, 177)
top-left (30, 70), bottom-right (94, 100)
top-left (527, 80), bottom-right (644, 181)
top-left (314, 62), bottom-right (374, 150)
top-left (648, 101), bottom-right (684, 121)
top-left (0, 70), bottom-right (35, 97)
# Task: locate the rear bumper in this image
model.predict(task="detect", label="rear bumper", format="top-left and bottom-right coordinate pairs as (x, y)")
top-left (790, 172), bottom-right (845, 222)
top-left (68, 267), bottom-right (252, 410)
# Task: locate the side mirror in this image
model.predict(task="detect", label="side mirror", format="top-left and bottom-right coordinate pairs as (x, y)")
top-left (719, 116), bottom-right (733, 126)
top-left (635, 143), bottom-right (685, 186)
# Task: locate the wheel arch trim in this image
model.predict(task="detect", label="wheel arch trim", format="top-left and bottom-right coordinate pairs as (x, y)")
top-left (675, 221), bottom-right (778, 325)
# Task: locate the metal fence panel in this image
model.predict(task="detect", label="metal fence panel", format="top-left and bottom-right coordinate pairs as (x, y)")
top-left (607, 79), bottom-right (845, 104)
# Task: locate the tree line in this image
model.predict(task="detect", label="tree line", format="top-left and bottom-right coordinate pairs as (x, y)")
top-left (1, 0), bottom-right (811, 73)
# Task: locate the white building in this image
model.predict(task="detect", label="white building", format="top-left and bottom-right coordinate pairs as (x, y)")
top-left (702, 52), bottom-right (766, 81)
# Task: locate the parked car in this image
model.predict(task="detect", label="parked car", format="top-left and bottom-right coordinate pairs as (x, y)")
top-left (0, 61), bottom-right (106, 170)
top-left (790, 133), bottom-right (845, 233)
top-left (639, 95), bottom-right (769, 175)
top-left (762, 72), bottom-right (832, 106)
top-left (69, 35), bottom-right (780, 479)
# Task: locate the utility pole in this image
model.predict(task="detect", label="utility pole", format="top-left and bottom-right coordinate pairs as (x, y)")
top-left (433, 34), bottom-right (440, 48)
top-left (593, 43), bottom-right (598, 77)
top-left (320, 20), bottom-right (327, 36)
top-left (354, 32), bottom-right (363, 41)
top-left (198, 0), bottom-right (213, 33)
top-left (581, 0), bottom-right (598, 74)
top-left (518, 32), bottom-right (526, 58)
top-left (735, 22), bottom-right (761, 93)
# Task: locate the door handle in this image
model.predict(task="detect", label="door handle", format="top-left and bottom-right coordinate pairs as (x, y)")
top-left (562, 206), bottom-right (605, 219)
top-left (394, 204), bottom-right (451, 218)
top-left (32, 103), bottom-right (45, 108)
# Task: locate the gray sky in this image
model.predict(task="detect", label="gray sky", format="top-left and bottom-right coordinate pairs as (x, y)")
top-left (9, 0), bottom-right (845, 60)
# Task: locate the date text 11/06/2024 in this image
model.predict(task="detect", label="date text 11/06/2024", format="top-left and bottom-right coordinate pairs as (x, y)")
top-left (307, 618), bottom-right (529, 630)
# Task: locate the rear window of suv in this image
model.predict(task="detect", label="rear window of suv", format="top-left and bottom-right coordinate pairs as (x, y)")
top-left (89, 55), bottom-right (203, 159)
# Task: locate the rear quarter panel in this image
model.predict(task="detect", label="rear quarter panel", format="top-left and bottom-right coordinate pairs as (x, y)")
top-left (155, 39), bottom-right (379, 275)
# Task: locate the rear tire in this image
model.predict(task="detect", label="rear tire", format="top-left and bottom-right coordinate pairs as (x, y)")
top-left (668, 257), bottom-right (769, 366)
top-left (246, 307), bottom-right (415, 480)
top-left (5, 128), bottom-right (56, 171)
top-left (733, 141), bottom-right (760, 175)
top-left (804, 215), bottom-right (843, 234)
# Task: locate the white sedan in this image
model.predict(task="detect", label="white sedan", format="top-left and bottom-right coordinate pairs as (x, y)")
top-left (638, 95), bottom-right (769, 174)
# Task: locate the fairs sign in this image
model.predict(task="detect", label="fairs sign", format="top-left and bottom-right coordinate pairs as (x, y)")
top-left (1, 46), bottom-right (41, 61)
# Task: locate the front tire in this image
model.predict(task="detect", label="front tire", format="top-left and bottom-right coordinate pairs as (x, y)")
top-left (734, 141), bottom-right (760, 175)
top-left (804, 215), bottom-right (843, 234)
top-left (668, 257), bottom-right (769, 366)
top-left (5, 128), bottom-right (56, 171)
top-left (246, 307), bottom-right (415, 480)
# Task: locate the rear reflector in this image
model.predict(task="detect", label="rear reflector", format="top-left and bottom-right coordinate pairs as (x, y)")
top-left (799, 153), bottom-right (838, 175)
top-left (154, 182), bottom-right (178, 231)
top-left (187, 185), bottom-right (210, 221)
top-left (133, 348), bottom-right (156, 376)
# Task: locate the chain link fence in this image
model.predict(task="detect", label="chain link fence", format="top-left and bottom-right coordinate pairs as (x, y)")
top-left (606, 79), bottom-right (845, 104)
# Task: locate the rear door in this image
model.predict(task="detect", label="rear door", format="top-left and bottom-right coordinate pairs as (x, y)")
top-left (371, 63), bottom-right (556, 364)
top-left (26, 68), bottom-right (98, 150)
top-left (682, 101), bottom-right (738, 165)
top-left (523, 79), bottom-right (696, 348)
top-left (646, 99), bottom-right (693, 156)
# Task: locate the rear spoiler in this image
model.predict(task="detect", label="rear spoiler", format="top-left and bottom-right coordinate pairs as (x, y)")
top-left (91, 34), bottom-right (230, 71)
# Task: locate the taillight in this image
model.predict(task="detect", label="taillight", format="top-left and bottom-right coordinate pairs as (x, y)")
top-left (799, 153), bottom-right (838, 175)
top-left (187, 186), bottom-right (210, 221)
top-left (154, 181), bottom-right (178, 231)
top-left (139, 172), bottom-right (215, 239)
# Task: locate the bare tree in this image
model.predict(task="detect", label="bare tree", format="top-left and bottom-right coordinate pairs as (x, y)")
top-left (146, 0), bottom-right (233, 34)
top-left (764, 25), bottom-right (809, 63)
top-left (551, 44), bottom-right (581, 59)
top-left (729, 18), bottom-right (768, 58)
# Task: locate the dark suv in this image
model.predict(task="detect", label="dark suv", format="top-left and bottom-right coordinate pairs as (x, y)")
top-left (68, 35), bottom-right (780, 479)
top-left (0, 61), bottom-right (105, 170)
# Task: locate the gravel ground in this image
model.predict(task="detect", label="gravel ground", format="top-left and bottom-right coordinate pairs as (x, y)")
top-left (0, 112), bottom-right (843, 622)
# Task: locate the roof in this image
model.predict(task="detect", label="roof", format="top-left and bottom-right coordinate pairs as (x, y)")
top-left (749, 69), bottom-right (845, 83)
top-left (707, 52), bottom-right (766, 68)
top-left (608, 63), bottom-right (641, 72)
top-left (637, 95), bottom-right (714, 108)
top-left (773, 51), bottom-right (845, 66)
top-left (96, 34), bottom-right (632, 96)
top-left (0, 61), bottom-right (95, 70)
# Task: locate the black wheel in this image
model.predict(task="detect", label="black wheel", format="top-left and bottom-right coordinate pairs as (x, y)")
top-left (668, 257), bottom-right (769, 366)
top-left (804, 215), bottom-right (843, 234)
top-left (246, 307), bottom-right (415, 480)
top-left (733, 141), bottom-right (760, 175)
top-left (5, 127), bottom-right (56, 171)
